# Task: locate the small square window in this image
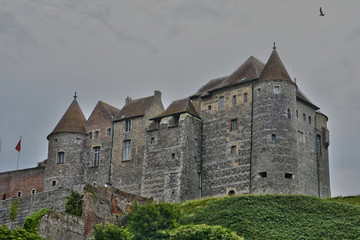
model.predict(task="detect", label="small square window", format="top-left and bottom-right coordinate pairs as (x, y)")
top-left (94, 131), bottom-right (99, 139)
top-left (271, 134), bottom-right (277, 142)
top-left (285, 173), bottom-right (294, 179)
top-left (258, 172), bottom-right (267, 178)
top-left (274, 86), bottom-right (280, 93)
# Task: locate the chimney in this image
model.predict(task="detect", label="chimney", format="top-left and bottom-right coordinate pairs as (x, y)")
top-left (125, 96), bottom-right (132, 105)
top-left (154, 90), bottom-right (161, 100)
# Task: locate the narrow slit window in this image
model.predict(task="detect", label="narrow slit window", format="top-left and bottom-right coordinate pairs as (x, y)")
top-left (219, 96), bottom-right (224, 110)
top-left (308, 116), bottom-right (311, 124)
top-left (171, 153), bottom-right (175, 159)
top-left (52, 180), bottom-right (56, 186)
top-left (244, 93), bottom-right (248, 103)
top-left (231, 146), bottom-right (236, 156)
top-left (232, 95), bottom-right (237, 106)
top-left (89, 132), bottom-right (92, 139)
top-left (125, 119), bottom-right (131, 132)
top-left (287, 109), bottom-right (291, 119)
top-left (151, 137), bottom-right (155, 145)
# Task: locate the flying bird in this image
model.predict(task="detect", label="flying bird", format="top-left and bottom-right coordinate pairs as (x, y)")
top-left (320, 7), bottom-right (325, 16)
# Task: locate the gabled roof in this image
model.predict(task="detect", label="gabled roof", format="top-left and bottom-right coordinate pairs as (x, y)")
top-left (296, 89), bottom-right (319, 110)
top-left (152, 98), bottom-right (199, 120)
top-left (259, 50), bottom-right (292, 82)
top-left (191, 76), bottom-right (228, 98)
top-left (99, 101), bottom-right (120, 118)
top-left (49, 98), bottom-right (86, 138)
top-left (114, 95), bottom-right (154, 121)
top-left (213, 56), bottom-right (265, 90)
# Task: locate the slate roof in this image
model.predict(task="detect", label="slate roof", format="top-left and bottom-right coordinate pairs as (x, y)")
top-left (152, 98), bottom-right (199, 119)
top-left (191, 76), bottom-right (228, 98)
top-left (259, 50), bottom-right (292, 82)
top-left (296, 89), bottom-right (319, 110)
top-left (213, 56), bottom-right (265, 90)
top-left (99, 101), bottom-right (120, 118)
top-left (114, 95), bottom-right (154, 121)
top-left (49, 99), bottom-right (87, 137)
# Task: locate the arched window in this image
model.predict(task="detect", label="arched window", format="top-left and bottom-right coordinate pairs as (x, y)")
top-left (271, 134), bottom-right (277, 142)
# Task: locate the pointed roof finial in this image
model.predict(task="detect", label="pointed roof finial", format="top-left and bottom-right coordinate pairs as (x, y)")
top-left (273, 42), bottom-right (276, 51)
top-left (74, 92), bottom-right (77, 100)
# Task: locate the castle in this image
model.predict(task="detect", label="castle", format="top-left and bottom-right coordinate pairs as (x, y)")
top-left (0, 47), bottom-right (331, 204)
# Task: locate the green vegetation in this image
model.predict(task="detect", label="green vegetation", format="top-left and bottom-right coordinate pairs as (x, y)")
top-left (126, 201), bottom-right (181, 240)
top-left (23, 209), bottom-right (49, 233)
top-left (329, 195), bottom-right (360, 206)
top-left (169, 224), bottom-right (243, 240)
top-left (65, 190), bottom-right (83, 216)
top-left (179, 195), bottom-right (360, 240)
top-left (9, 199), bottom-right (20, 221)
top-left (92, 223), bottom-right (133, 240)
top-left (0, 225), bottom-right (44, 240)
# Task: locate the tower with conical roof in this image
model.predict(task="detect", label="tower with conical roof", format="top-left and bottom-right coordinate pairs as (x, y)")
top-left (44, 94), bottom-right (88, 191)
top-left (251, 44), bottom-right (300, 194)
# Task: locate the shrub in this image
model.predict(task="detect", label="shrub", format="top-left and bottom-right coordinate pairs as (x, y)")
top-left (23, 208), bottom-right (49, 233)
top-left (169, 224), bottom-right (244, 240)
top-left (65, 190), bottom-right (83, 216)
top-left (0, 224), bottom-right (44, 240)
top-left (92, 223), bottom-right (133, 240)
top-left (9, 199), bottom-right (20, 221)
top-left (126, 201), bottom-right (180, 240)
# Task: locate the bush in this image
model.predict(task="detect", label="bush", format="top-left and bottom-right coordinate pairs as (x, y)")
top-left (92, 223), bottom-right (133, 240)
top-left (126, 201), bottom-right (180, 240)
top-left (65, 190), bottom-right (83, 216)
top-left (0, 224), bottom-right (44, 240)
top-left (169, 224), bottom-right (243, 240)
top-left (23, 208), bottom-right (49, 233)
top-left (9, 199), bottom-right (20, 221)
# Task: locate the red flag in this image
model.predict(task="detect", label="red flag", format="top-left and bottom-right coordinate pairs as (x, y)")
top-left (15, 138), bottom-right (21, 152)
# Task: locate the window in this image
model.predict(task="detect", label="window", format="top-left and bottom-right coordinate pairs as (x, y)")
top-left (231, 146), bottom-right (236, 156)
top-left (285, 173), bottom-right (294, 179)
top-left (274, 86), bottom-right (280, 93)
top-left (296, 110), bottom-right (298, 118)
top-left (258, 172), bottom-right (267, 178)
top-left (125, 119), bottom-right (131, 132)
top-left (57, 152), bottom-right (64, 164)
top-left (219, 96), bottom-right (224, 110)
top-left (151, 137), bottom-right (155, 145)
top-left (94, 131), bottom-right (99, 139)
top-left (230, 119), bottom-right (238, 132)
top-left (298, 131), bottom-right (304, 143)
top-left (258, 88), bottom-right (261, 92)
top-left (174, 115), bottom-right (180, 125)
top-left (2, 194), bottom-right (6, 200)
top-left (54, 138), bottom-right (58, 143)
top-left (171, 153), bottom-right (175, 159)
top-left (271, 134), bottom-right (277, 142)
top-left (208, 105), bottom-right (212, 111)
top-left (228, 190), bottom-right (235, 196)
top-left (31, 189), bottom-right (36, 195)
top-left (308, 116), bottom-right (311, 124)
top-left (89, 132), bottom-right (92, 139)
top-left (106, 128), bottom-right (111, 136)
top-left (287, 109), bottom-right (291, 119)
top-left (244, 93), bottom-right (248, 103)
top-left (232, 95), bottom-right (237, 106)
top-left (52, 181), bottom-right (56, 186)
top-left (123, 140), bottom-right (131, 160)
top-left (93, 146), bottom-right (100, 166)
top-left (303, 114), bottom-right (306, 121)
top-left (17, 191), bottom-right (22, 197)
top-left (316, 135), bottom-right (321, 156)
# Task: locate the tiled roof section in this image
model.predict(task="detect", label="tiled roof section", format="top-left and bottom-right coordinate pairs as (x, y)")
top-left (99, 101), bottom-right (120, 118)
top-left (50, 99), bottom-right (86, 136)
top-left (191, 76), bottom-right (228, 98)
top-left (114, 95), bottom-right (154, 121)
top-left (296, 89), bottom-right (319, 110)
top-left (152, 98), bottom-right (199, 119)
top-left (259, 50), bottom-right (292, 82)
top-left (214, 56), bottom-right (265, 90)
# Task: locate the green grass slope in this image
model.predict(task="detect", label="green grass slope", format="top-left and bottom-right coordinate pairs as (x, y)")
top-left (179, 195), bottom-right (360, 240)
top-left (329, 195), bottom-right (360, 207)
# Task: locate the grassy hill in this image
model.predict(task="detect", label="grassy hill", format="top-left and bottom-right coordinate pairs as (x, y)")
top-left (178, 195), bottom-right (360, 239)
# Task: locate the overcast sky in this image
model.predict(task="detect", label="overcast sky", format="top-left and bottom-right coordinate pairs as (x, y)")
top-left (0, 0), bottom-right (359, 197)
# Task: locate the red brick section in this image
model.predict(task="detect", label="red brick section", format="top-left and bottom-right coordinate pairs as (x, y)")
top-left (0, 166), bottom-right (45, 200)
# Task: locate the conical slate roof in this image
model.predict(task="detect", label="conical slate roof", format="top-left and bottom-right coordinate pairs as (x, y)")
top-left (259, 49), bottom-right (292, 82)
top-left (49, 98), bottom-right (86, 137)
top-left (152, 98), bottom-right (199, 119)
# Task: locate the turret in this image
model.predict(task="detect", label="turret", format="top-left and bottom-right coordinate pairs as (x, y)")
top-left (44, 93), bottom-right (88, 191)
top-left (251, 45), bottom-right (299, 194)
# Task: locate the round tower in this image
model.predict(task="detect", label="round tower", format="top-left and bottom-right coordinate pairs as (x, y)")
top-left (44, 94), bottom-right (88, 191)
top-left (251, 45), bottom-right (299, 194)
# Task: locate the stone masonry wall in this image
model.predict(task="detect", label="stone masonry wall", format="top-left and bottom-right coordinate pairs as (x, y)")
top-left (0, 166), bottom-right (44, 200)
top-left (199, 83), bottom-right (253, 197)
top-left (0, 188), bottom-right (70, 228)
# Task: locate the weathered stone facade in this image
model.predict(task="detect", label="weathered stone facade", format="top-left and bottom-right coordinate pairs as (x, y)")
top-left (0, 48), bottom-right (331, 214)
